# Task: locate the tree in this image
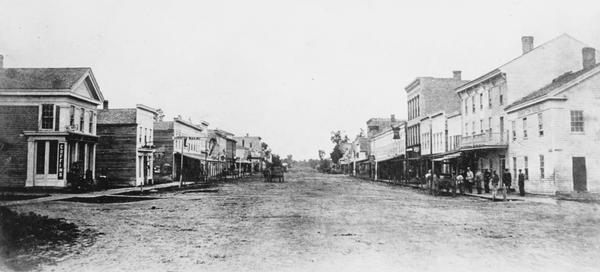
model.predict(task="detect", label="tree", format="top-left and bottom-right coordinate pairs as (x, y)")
top-left (329, 131), bottom-right (349, 165)
top-left (261, 142), bottom-right (269, 151)
top-left (318, 150), bottom-right (326, 161)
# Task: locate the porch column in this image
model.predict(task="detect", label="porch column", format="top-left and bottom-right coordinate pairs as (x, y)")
top-left (374, 161), bottom-right (378, 181)
top-left (91, 143), bottom-right (96, 179)
top-left (25, 140), bottom-right (35, 187)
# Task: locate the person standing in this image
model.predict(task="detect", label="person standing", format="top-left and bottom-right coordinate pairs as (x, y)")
top-left (455, 172), bottom-right (464, 194)
top-left (483, 169), bottom-right (491, 193)
top-left (518, 169), bottom-right (526, 196)
top-left (466, 167), bottom-right (474, 194)
top-left (491, 170), bottom-right (500, 201)
top-left (475, 169), bottom-right (483, 194)
top-left (425, 169), bottom-right (433, 193)
top-left (503, 169), bottom-right (512, 193)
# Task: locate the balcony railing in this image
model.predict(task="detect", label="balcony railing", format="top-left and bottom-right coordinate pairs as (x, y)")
top-left (461, 130), bottom-right (510, 149)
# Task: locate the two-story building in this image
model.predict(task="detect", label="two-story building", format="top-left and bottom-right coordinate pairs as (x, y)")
top-left (456, 34), bottom-right (591, 178)
top-left (349, 135), bottom-right (369, 177)
top-left (96, 103), bottom-right (158, 187)
top-left (405, 71), bottom-right (468, 180)
top-left (370, 119), bottom-right (406, 182)
top-left (233, 134), bottom-right (263, 172)
top-left (153, 117), bottom-right (209, 182)
top-left (0, 63), bottom-right (104, 187)
top-left (505, 47), bottom-right (600, 194)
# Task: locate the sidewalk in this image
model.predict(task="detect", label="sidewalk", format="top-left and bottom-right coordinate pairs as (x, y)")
top-left (366, 176), bottom-right (558, 204)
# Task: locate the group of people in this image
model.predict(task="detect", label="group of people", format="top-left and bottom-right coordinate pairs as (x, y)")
top-left (427, 166), bottom-right (527, 199)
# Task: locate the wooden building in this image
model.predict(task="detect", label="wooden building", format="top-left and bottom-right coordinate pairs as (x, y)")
top-left (96, 103), bottom-right (158, 187)
top-left (0, 60), bottom-right (104, 187)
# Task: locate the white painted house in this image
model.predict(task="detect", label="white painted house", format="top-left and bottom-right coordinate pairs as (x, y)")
top-left (505, 47), bottom-right (600, 194)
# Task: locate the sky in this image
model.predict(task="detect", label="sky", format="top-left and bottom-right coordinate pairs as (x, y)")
top-left (1, 0), bottom-right (600, 160)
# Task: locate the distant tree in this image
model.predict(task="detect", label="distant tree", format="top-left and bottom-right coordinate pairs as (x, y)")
top-left (358, 128), bottom-right (365, 138)
top-left (318, 150), bottom-right (326, 161)
top-left (329, 131), bottom-right (349, 165)
top-left (155, 109), bottom-right (165, 122)
top-left (261, 142), bottom-right (269, 151)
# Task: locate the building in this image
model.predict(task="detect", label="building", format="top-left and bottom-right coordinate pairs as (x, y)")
top-left (349, 135), bottom-right (369, 177)
top-left (205, 129), bottom-right (236, 179)
top-left (0, 61), bottom-right (104, 187)
top-left (370, 120), bottom-right (406, 182)
top-left (233, 134), bottom-right (263, 172)
top-left (456, 34), bottom-right (592, 179)
top-left (405, 71), bottom-right (469, 180)
top-left (235, 144), bottom-right (252, 174)
top-left (504, 47), bottom-right (600, 194)
top-left (96, 103), bottom-right (158, 187)
top-left (153, 117), bottom-right (209, 182)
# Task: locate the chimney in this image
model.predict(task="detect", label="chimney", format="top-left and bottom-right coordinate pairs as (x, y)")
top-left (521, 36), bottom-right (534, 54)
top-left (452, 70), bottom-right (461, 80)
top-left (582, 47), bottom-right (596, 69)
top-left (390, 114), bottom-right (396, 123)
top-left (0, 55), bottom-right (3, 68)
top-left (103, 100), bottom-right (109, 110)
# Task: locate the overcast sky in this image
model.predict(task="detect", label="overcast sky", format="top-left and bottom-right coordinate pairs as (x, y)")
top-left (1, 0), bottom-right (600, 160)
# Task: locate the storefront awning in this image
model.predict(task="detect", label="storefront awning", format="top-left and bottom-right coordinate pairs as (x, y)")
top-left (432, 152), bottom-right (462, 161)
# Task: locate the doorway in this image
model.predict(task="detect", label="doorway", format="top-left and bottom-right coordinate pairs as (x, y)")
top-left (572, 157), bottom-right (587, 192)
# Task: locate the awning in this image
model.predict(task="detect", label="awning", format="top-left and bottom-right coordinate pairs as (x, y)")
top-left (432, 152), bottom-right (462, 161)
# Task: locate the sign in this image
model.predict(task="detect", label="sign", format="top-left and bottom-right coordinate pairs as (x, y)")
top-left (57, 143), bottom-right (65, 179)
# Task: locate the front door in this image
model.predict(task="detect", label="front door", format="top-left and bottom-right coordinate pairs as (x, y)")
top-left (572, 157), bottom-right (587, 192)
top-left (34, 140), bottom-right (59, 186)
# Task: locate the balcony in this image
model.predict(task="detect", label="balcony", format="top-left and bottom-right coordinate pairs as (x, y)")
top-left (461, 130), bottom-right (509, 150)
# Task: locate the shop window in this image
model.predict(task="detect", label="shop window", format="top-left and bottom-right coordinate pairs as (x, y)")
top-left (36, 141), bottom-right (46, 174)
top-left (48, 141), bottom-right (58, 174)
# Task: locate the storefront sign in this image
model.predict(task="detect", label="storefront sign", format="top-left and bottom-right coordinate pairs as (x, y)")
top-left (58, 143), bottom-right (65, 179)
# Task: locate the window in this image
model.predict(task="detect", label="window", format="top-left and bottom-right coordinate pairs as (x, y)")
top-left (69, 105), bottom-right (75, 126)
top-left (472, 97), bottom-right (475, 113)
top-left (512, 120), bottom-right (516, 141)
top-left (499, 93), bottom-right (504, 105)
top-left (488, 89), bottom-right (492, 108)
top-left (464, 99), bottom-right (468, 115)
top-left (480, 119), bottom-right (483, 134)
top-left (41, 104), bottom-right (54, 129)
top-left (36, 141), bottom-right (46, 174)
top-left (537, 113), bottom-right (544, 136)
top-left (570, 110), bottom-right (584, 132)
top-left (54, 106), bottom-right (61, 131)
top-left (149, 129), bottom-right (153, 144)
top-left (480, 93), bottom-right (483, 109)
top-left (89, 111), bottom-right (94, 133)
top-left (513, 157), bottom-right (517, 179)
top-left (79, 108), bottom-right (85, 132)
top-left (472, 121), bottom-right (475, 135)
top-left (144, 128), bottom-right (148, 145)
top-left (139, 127), bottom-right (142, 143)
top-left (488, 117), bottom-right (492, 134)
top-left (539, 155), bottom-right (545, 179)
top-left (465, 123), bottom-right (468, 136)
top-left (524, 156), bottom-right (529, 180)
top-left (522, 117), bottom-right (528, 138)
top-left (48, 141), bottom-right (58, 174)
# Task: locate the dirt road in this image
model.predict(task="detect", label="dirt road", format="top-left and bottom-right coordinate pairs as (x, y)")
top-left (7, 168), bottom-right (600, 271)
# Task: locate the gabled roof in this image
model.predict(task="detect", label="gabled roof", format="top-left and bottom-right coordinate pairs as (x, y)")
top-left (0, 67), bottom-right (104, 104)
top-left (97, 109), bottom-right (137, 124)
top-left (0, 68), bottom-right (88, 89)
top-left (506, 63), bottom-right (600, 111)
top-left (455, 34), bottom-right (588, 93)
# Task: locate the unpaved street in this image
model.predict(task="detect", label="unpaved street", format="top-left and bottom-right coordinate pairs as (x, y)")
top-left (8, 168), bottom-right (600, 272)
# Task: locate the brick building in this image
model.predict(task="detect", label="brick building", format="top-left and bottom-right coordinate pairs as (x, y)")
top-left (504, 47), bottom-right (600, 194)
top-left (96, 103), bottom-right (158, 187)
top-left (404, 71), bottom-right (468, 180)
top-left (0, 61), bottom-right (104, 187)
